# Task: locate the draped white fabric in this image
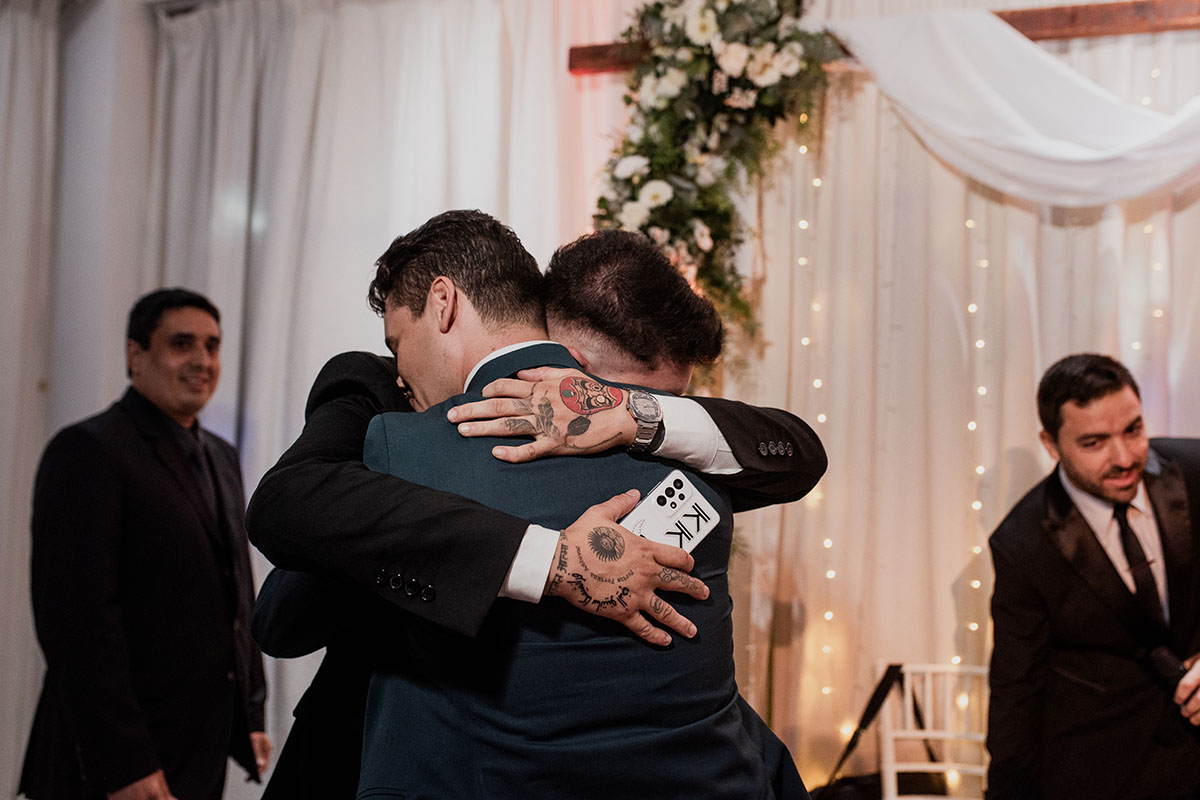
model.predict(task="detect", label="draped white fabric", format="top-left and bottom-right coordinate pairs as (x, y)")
top-left (825, 9), bottom-right (1200, 206)
top-left (0, 0), bottom-right (57, 789)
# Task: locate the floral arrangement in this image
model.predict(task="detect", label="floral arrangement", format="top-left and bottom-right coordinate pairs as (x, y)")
top-left (594, 0), bottom-right (842, 331)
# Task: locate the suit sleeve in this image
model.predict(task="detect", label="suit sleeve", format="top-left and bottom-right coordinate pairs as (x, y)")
top-left (253, 567), bottom-right (368, 658)
top-left (986, 534), bottom-right (1049, 800)
top-left (29, 427), bottom-right (161, 791)
top-left (246, 352), bottom-right (531, 637)
top-left (688, 396), bottom-right (827, 512)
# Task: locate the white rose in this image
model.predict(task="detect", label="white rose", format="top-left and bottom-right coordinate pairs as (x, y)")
top-left (657, 67), bottom-right (689, 100)
top-left (639, 179), bottom-right (674, 209)
top-left (692, 219), bottom-right (714, 252)
top-left (626, 122), bottom-right (644, 142)
top-left (716, 42), bottom-right (750, 78)
top-left (648, 226), bottom-right (671, 246)
top-left (685, 8), bottom-right (719, 46)
top-left (747, 43), bottom-right (781, 87)
top-left (613, 155), bottom-right (650, 180)
top-left (715, 0), bottom-right (729, 10)
top-left (637, 73), bottom-right (659, 109)
top-left (675, 48), bottom-right (694, 63)
top-left (618, 201), bottom-right (651, 230)
top-left (695, 155), bottom-right (726, 187)
top-left (775, 41), bottom-right (805, 77)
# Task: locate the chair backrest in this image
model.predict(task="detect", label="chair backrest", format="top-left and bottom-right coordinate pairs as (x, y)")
top-left (877, 663), bottom-right (988, 800)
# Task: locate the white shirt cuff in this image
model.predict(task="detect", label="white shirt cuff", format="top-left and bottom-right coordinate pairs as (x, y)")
top-left (498, 524), bottom-right (560, 602)
top-left (653, 395), bottom-right (741, 475)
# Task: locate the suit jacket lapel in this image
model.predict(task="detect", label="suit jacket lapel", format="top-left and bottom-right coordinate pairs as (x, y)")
top-left (1144, 449), bottom-right (1193, 646)
top-left (1043, 471), bottom-right (1152, 640)
top-left (120, 389), bottom-right (222, 540)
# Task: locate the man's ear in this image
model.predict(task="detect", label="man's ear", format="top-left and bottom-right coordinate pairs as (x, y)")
top-left (125, 339), bottom-right (142, 378)
top-left (428, 276), bottom-right (457, 333)
top-left (1039, 429), bottom-right (1060, 462)
top-left (564, 345), bottom-right (590, 372)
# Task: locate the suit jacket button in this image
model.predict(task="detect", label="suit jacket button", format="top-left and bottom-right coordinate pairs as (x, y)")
top-left (758, 442), bottom-right (768, 456)
top-left (786, 443), bottom-right (794, 456)
top-left (768, 442), bottom-right (778, 455)
top-left (405, 578), bottom-right (420, 597)
top-left (375, 569), bottom-right (389, 586)
top-left (226, 670), bottom-right (235, 682)
top-left (388, 574), bottom-right (405, 592)
top-left (421, 584), bottom-right (436, 602)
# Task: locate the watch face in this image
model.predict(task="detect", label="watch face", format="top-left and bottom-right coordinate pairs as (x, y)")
top-left (630, 391), bottom-right (662, 421)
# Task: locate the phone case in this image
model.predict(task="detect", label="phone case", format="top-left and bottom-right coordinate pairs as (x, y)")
top-left (620, 469), bottom-right (720, 553)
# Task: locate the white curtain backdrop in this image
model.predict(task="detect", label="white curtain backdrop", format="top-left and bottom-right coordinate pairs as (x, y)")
top-left (6, 0), bottom-right (1200, 796)
top-left (0, 0), bottom-right (57, 791)
top-left (724, 1), bottom-right (1200, 786)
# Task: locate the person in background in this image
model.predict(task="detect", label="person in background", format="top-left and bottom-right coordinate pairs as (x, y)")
top-left (21, 288), bottom-right (269, 800)
top-left (987, 352), bottom-right (1200, 800)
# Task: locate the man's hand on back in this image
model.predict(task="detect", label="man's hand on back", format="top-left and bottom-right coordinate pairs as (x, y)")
top-left (448, 367), bottom-right (636, 462)
top-left (545, 489), bottom-right (708, 646)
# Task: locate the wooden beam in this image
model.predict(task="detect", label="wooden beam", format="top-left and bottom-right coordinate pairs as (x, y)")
top-left (568, 0), bottom-right (1200, 75)
top-left (996, 0), bottom-right (1200, 40)
top-left (568, 42), bottom-right (649, 75)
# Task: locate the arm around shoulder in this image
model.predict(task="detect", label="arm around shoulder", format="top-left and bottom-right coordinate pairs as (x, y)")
top-left (688, 396), bottom-right (827, 511)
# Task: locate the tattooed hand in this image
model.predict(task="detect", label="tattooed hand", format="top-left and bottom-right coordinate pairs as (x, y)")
top-left (446, 367), bottom-right (639, 463)
top-left (543, 489), bottom-right (708, 646)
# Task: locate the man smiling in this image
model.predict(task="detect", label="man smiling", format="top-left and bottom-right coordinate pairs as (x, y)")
top-left (987, 353), bottom-right (1200, 800)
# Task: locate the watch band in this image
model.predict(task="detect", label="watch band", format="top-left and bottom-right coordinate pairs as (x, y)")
top-left (627, 390), bottom-right (662, 453)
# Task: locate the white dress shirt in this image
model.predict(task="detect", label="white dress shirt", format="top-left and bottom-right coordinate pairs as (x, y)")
top-left (1059, 466), bottom-right (1170, 621)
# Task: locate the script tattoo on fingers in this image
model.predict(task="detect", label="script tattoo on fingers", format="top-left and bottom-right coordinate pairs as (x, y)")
top-left (589, 527), bottom-right (625, 562)
top-left (559, 377), bottom-right (624, 415)
top-left (656, 567), bottom-right (700, 591)
top-left (649, 595), bottom-right (667, 615)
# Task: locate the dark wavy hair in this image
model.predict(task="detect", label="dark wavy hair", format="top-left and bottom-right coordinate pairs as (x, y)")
top-left (545, 230), bottom-right (723, 368)
top-left (367, 210), bottom-right (544, 330)
top-left (126, 287), bottom-right (220, 348)
top-left (1037, 353), bottom-right (1140, 440)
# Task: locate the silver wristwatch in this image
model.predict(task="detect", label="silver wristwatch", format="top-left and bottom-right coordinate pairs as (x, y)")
top-left (626, 389), bottom-right (663, 453)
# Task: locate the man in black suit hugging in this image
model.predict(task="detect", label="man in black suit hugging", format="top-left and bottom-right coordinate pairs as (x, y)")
top-left (250, 223), bottom-right (822, 798)
top-left (21, 289), bottom-right (269, 800)
top-left (987, 353), bottom-right (1200, 799)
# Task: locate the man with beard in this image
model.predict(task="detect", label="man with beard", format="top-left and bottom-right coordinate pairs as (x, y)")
top-left (987, 353), bottom-right (1200, 799)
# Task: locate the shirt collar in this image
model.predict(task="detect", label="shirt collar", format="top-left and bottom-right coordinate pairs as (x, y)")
top-left (1057, 463), bottom-right (1150, 534)
top-left (463, 340), bottom-right (558, 391)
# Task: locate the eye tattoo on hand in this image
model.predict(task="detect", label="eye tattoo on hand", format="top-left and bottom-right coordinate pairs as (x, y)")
top-left (589, 526), bottom-right (625, 562)
top-left (559, 377), bottom-right (623, 415)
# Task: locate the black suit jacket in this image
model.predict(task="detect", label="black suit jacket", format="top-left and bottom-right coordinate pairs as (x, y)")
top-left (247, 350), bottom-right (825, 636)
top-left (250, 350), bottom-right (823, 799)
top-left (20, 389), bottom-right (266, 800)
top-left (987, 438), bottom-right (1200, 800)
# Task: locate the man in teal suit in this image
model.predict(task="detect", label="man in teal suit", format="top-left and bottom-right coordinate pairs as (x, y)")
top-left (358, 212), bottom-right (777, 798)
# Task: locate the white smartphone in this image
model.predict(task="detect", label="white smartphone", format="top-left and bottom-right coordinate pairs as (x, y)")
top-left (620, 469), bottom-right (720, 553)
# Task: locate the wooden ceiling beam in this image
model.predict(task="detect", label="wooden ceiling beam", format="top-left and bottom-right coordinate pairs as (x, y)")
top-left (568, 0), bottom-right (1200, 75)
